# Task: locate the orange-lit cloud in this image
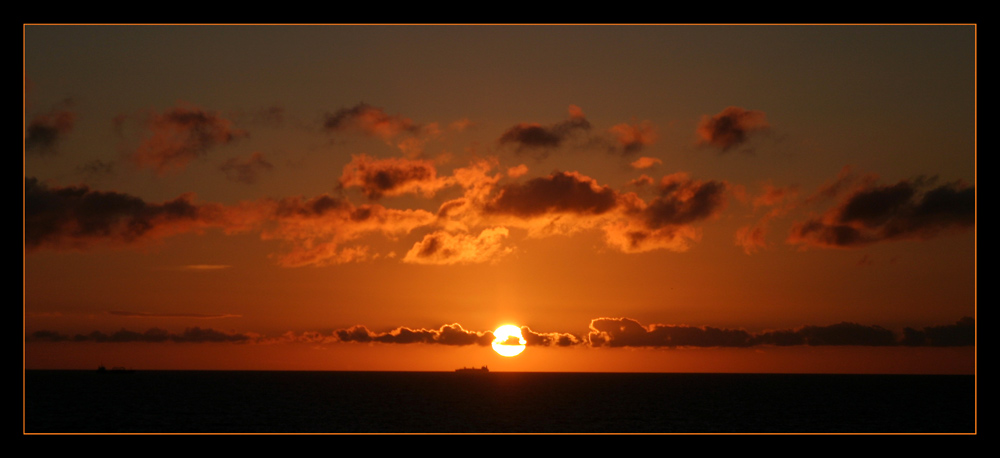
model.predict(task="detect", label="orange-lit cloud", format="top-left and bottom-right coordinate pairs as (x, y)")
top-left (260, 194), bottom-right (435, 267)
top-left (338, 154), bottom-right (450, 200)
top-left (696, 106), bottom-right (769, 152)
top-left (219, 152), bottom-right (274, 184)
top-left (25, 102), bottom-right (75, 155)
top-left (498, 105), bottom-right (591, 157)
top-left (788, 177), bottom-right (975, 249)
top-left (630, 157), bottom-right (662, 170)
top-left (735, 182), bottom-right (800, 254)
top-left (604, 173), bottom-right (728, 253)
top-left (520, 326), bottom-right (583, 347)
top-left (608, 120), bottom-right (657, 155)
top-left (403, 227), bottom-right (513, 265)
top-left (132, 103), bottom-right (248, 174)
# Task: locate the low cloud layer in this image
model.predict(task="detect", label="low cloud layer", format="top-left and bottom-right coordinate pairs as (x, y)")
top-left (696, 106), bottom-right (769, 152)
top-left (27, 317), bottom-right (973, 348)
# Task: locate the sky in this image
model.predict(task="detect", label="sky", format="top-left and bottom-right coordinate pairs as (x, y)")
top-left (23, 24), bottom-right (976, 373)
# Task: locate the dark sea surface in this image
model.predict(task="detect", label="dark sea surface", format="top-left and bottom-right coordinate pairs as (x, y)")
top-left (24, 371), bottom-right (975, 433)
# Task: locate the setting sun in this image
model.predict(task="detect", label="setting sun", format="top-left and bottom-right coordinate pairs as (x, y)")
top-left (492, 325), bottom-right (527, 357)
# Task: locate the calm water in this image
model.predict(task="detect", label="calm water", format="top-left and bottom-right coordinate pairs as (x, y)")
top-left (24, 371), bottom-right (975, 433)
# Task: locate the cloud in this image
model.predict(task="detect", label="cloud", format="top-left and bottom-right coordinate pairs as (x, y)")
top-left (608, 120), bottom-right (657, 155)
top-left (333, 323), bottom-right (493, 346)
top-left (788, 178), bottom-right (975, 249)
top-left (520, 326), bottom-right (582, 347)
top-left (630, 157), bottom-right (662, 170)
top-left (323, 103), bottom-right (419, 139)
top-left (604, 173), bottom-right (728, 253)
top-left (735, 183), bottom-right (800, 255)
top-left (260, 194), bottom-right (435, 267)
top-left (483, 171), bottom-right (617, 219)
top-left (24, 177), bottom-right (221, 252)
top-left (497, 105), bottom-right (591, 157)
top-left (696, 106), bottom-right (769, 152)
top-left (900, 317), bottom-right (975, 347)
top-left (338, 154), bottom-right (450, 200)
top-left (403, 227), bottom-right (513, 265)
top-left (25, 104), bottom-right (76, 155)
top-left (219, 152), bottom-right (274, 184)
top-left (587, 317), bottom-right (754, 348)
top-left (586, 317), bottom-right (973, 348)
top-left (132, 103), bottom-right (248, 174)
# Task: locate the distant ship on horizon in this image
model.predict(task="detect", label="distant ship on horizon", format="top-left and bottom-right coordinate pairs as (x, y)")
top-left (455, 366), bottom-right (489, 373)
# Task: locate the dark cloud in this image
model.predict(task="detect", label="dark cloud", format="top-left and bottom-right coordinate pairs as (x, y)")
top-left (483, 171), bottom-right (617, 218)
top-left (788, 178), bottom-right (975, 249)
top-left (587, 317), bottom-right (972, 348)
top-left (498, 105), bottom-right (591, 157)
top-left (24, 177), bottom-right (213, 251)
top-left (754, 322), bottom-right (896, 346)
top-left (25, 107), bottom-right (75, 154)
top-left (219, 152), bottom-right (274, 184)
top-left (901, 317), bottom-right (975, 347)
top-left (132, 103), bottom-right (248, 174)
top-left (338, 154), bottom-right (447, 200)
top-left (587, 317), bottom-right (753, 348)
top-left (323, 103), bottom-right (418, 138)
top-left (696, 106), bottom-right (769, 152)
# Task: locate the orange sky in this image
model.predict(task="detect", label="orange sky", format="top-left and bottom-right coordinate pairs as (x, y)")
top-left (24, 24), bottom-right (976, 373)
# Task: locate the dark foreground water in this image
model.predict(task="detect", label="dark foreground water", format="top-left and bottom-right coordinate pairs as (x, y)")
top-left (24, 371), bottom-right (975, 433)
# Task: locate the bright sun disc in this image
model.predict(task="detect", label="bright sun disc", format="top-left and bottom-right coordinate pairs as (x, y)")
top-left (492, 324), bottom-right (526, 357)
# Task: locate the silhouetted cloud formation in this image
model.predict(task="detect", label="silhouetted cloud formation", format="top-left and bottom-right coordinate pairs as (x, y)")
top-left (132, 103), bottom-right (247, 174)
top-left (696, 106), bottom-right (769, 152)
top-left (901, 317), bottom-right (975, 347)
top-left (498, 105), bottom-right (590, 157)
top-left (25, 104), bottom-right (75, 154)
top-left (788, 178), bottom-right (975, 248)
top-left (585, 317), bottom-right (971, 348)
top-left (219, 152), bottom-right (274, 184)
top-left (27, 317), bottom-right (973, 348)
top-left (24, 177), bottom-right (214, 251)
top-left (338, 154), bottom-right (449, 199)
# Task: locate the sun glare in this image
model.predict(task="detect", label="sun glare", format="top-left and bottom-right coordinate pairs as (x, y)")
top-left (492, 324), bottom-right (526, 357)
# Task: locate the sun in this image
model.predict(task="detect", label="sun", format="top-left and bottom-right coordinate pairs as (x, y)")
top-left (492, 324), bottom-right (526, 357)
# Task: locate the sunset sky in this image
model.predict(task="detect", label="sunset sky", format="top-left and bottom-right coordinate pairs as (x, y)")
top-left (24, 24), bottom-right (976, 373)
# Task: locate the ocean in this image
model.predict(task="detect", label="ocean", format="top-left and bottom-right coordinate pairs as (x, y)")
top-left (24, 371), bottom-right (975, 434)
